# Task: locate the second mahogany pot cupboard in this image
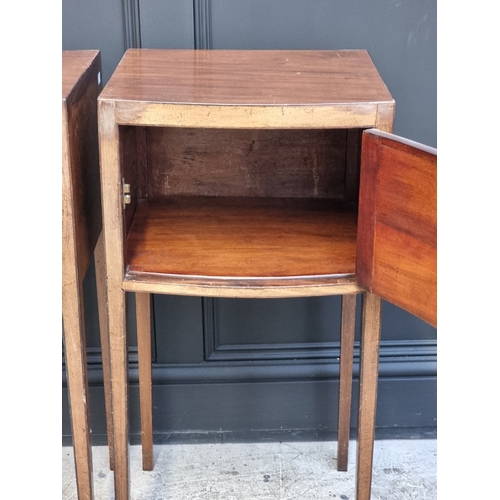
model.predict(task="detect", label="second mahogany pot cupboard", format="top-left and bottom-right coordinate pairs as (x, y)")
top-left (93, 49), bottom-right (436, 500)
top-left (62, 50), bottom-right (112, 500)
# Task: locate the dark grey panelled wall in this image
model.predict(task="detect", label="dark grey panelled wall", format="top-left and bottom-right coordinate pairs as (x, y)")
top-left (62, 0), bottom-right (437, 444)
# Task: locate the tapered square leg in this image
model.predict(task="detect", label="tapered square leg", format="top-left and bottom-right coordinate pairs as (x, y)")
top-left (355, 292), bottom-right (382, 500)
top-left (136, 292), bottom-right (153, 471)
top-left (107, 285), bottom-right (130, 500)
top-left (94, 231), bottom-right (114, 470)
top-left (63, 279), bottom-right (93, 500)
top-left (337, 293), bottom-right (356, 471)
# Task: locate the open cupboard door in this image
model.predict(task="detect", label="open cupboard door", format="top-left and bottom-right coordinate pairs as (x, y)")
top-left (354, 128), bottom-right (436, 499)
top-left (356, 129), bottom-right (437, 327)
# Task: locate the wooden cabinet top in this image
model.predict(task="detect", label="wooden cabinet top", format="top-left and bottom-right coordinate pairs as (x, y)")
top-left (62, 50), bottom-right (100, 102)
top-left (99, 49), bottom-right (393, 106)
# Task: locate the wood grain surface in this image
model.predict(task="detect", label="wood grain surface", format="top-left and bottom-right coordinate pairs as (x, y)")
top-left (98, 99), bottom-right (131, 500)
top-left (136, 293), bottom-right (153, 471)
top-left (100, 49), bottom-right (393, 106)
top-left (63, 50), bottom-right (103, 281)
top-left (62, 50), bottom-right (100, 101)
top-left (62, 49), bottom-right (102, 500)
top-left (337, 294), bottom-right (357, 471)
top-left (125, 197), bottom-right (358, 284)
top-left (146, 128), bottom-right (349, 200)
top-left (356, 129), bottom-right (436, 326)
top-left (356, 292), bottom-right (382, 500)
top-left (101, 49), bottom-right (394, 129)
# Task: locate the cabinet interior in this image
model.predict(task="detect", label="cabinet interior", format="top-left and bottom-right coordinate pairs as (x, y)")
top-left (120, 126), bottom-right (364, 282)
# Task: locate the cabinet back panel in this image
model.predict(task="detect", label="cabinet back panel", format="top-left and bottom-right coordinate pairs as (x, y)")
top-left (146, 128), bottom-right (353, 199)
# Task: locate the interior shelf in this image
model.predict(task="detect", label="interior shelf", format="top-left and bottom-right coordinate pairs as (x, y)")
top-left (124, 196), bottom-right (358, 290)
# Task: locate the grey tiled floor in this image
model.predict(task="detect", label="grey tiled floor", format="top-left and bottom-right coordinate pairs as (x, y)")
top-left (62, 439), bottom-right (436, 499)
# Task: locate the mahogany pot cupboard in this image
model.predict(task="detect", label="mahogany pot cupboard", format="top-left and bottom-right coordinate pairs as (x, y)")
top-left (62, 50), bottom-right (113, 500)
top-left (93, 49), bottom-right (436, 500)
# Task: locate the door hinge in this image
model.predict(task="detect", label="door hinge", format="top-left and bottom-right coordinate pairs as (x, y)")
top-left (123, 182), bottom-right (131, 208)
